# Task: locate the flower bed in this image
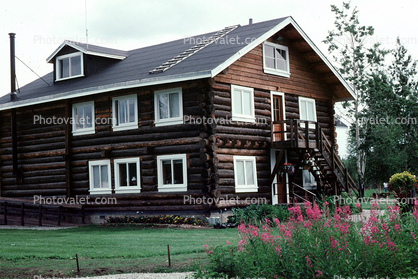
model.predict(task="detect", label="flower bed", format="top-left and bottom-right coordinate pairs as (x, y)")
top-left (193, 201), bottom-right (418, 278)
top-left (106, 215), bottom-right (207, 226)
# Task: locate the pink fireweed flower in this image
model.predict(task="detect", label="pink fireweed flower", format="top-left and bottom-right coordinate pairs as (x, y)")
top-left (324, 201), bottom-right (329, 206)
top-left (304, 220), bottom-right (313, 229)
top-left (305, 255), bottom-right (313, 267)
top-left (394, 224), bottom-right (400, 232)
top-left (330, 236), bottom-right (339, 249)
top-left (203, 244), bottom-right (208, 249)
top-left (387, 241), bottom-right (397, 252)
top-left (208, 250), bottom-right (213, 254)
top-left (411, 231), bottom-right (416, 240)
top-left (324, 219), bottom-right (332, 228)
top-left (316, 270), bottom-right (323, 277)
top-left (273, 218), bottom-right (280, 227)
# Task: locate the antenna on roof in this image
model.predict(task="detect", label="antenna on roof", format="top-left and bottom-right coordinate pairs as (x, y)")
top-left (85, 0), bottom-right (88, 49)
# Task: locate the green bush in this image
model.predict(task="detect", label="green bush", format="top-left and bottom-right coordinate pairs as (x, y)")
top-left (389, 171), bottom-right (416, 198)
top-left (106, 215), bottom-right (207, 226)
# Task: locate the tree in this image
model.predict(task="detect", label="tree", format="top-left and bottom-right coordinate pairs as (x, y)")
top-left (323, 2), bottom-right (387, 196)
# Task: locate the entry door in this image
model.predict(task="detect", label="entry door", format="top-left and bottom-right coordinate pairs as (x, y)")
top-left (272, 95), bottom-right (284, 141)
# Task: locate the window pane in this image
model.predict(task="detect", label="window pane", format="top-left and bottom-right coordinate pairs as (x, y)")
top-left (71, 55), bottom-right (82, 76)
top-left (93, 166), bottom-right (100, 188)
top-left (275, 49), bottom-right (287, 71)
top-left (233, 90), bottom-right (242, 115)
top-left (245, 161), bottom-right (255, 185)
top-left (302, 170), bottom-right (313, 184)
top-left (119, 100), bottom-right (126, 124)
top-left (101, 165), bottom-right (109, 188)
top-left (119, 163), bottom-right (127, 187)
top-left (169, 93), bottom-right (180, 118)
top-left (242, 90), bottom-right (252, 116)
top-left (264, 45), bottom-right (275, 69)
top-left (60, 58), bottom-right (69, 78)
top-left (76, 106), bottom-right (84, 130)
top-left (300, 101), bottom-right (307, 120)
top-left (173, 159), bottom-right (183, 185)
top-left (84, 105), bottom-right (93, 128)
top-left (159, 94), bottom-right (169, 119)
top-left (162, 160), bottom-right (172, 184)
top-left (306, 101), bottom-right (315, 121)
top-left (236, 161), bottom-right (245, 186)
top-left (128, 99), bottom-right (135, 123)
top-left (128, 163), bottom-right (137, 186)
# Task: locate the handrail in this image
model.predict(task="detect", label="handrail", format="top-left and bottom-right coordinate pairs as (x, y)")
top-left (292, 182), bottom-right (317, 198)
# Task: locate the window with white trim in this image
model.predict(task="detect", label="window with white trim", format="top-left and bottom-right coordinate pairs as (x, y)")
top-left (263, 42), bottom-right (290, 77)
top-left (114, 158), bottom-right (141, 194)
top-left (298, 97), bottom-right (317, 128)
top-left (56, 52), bottom-right (83, 81)
top-left (88, 160), bottom-right (112, 195)
top-left (154, 87), bottom-right (183, 127)
top-left (234, 156), bottom-right (258, 193)
top-left (112, 94), bottom-right (138, 131)
top-left (231, 85), bottom-right (255, 123)
top-left (157, 154), bottom-right (187, 192)
top-left (72, 101), bottom-right (95, 136)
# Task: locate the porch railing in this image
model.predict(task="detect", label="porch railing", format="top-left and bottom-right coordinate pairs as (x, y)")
top-left (290, 182), bottom-right (316, 204)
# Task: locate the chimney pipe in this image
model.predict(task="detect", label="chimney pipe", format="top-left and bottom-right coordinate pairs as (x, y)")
top-left (9, 33), bottom-right (18, 178)
top-left (249, 18), bottom-right (253, 25)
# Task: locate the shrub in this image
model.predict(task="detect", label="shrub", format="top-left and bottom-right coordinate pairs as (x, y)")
top-left (389, 171), bottom-right (415, 198)
top-left (231, 204), bottom-right (289, 225)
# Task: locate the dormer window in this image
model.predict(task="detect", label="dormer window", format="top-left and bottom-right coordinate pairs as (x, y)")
top-left (56, 52), bottom-right (83, 81)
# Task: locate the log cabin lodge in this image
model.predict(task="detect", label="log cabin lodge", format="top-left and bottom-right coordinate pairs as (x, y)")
top-left (0, 17), bottom-right (359, 222)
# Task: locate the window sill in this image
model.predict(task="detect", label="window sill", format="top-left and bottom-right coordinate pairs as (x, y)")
top-left (263, 68), bottom-right (290, 78)
top-left (56, 74), bottom-right (85, 82)
top-left (154, 119), bottom-right (183, 127)
top-left (89, 189), bottom-right (112, 195)
top-left (73, 129), bottom-right (95, 136)
top-left (231, 116), bottom-right (256, 123)
top-left (115, 187), bottom-right (141, 194)
top-left (235, 187), bottom-right (258, 193)
top-left (158, 185), bottom-right (187, 192)
top-left (112, 123), bottom-right (138, 132)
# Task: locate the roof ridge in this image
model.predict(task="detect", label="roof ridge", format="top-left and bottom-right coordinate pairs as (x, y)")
top-left (149, 24), bottom-right (240, 74)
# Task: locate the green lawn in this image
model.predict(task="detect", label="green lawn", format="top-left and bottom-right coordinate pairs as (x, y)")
top-left (0, 225), bottom-right (239, 278)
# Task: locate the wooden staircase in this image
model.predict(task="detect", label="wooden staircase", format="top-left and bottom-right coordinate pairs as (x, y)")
top-left (270, 119), bottom-right (360, 201)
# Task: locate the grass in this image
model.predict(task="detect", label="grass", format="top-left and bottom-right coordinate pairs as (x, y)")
top-left (357, 188), bottom-right (395, 210)
top-left (0, 225), bottom-right (239, 278)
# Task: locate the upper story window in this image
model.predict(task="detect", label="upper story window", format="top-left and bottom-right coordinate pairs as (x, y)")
top-left (231, 85), bottom-right (255, 123)
top-left (263, 42), bottom-right (290, 77)
top-left (56, 52), bottom-right (84, 81)
top-left (154, 87), bottom-right (183, 127)
top-left (72, 101), bottom-right (95, 136)
top-left (299, 96), bottom-right (317, 128)
top-left (112, 94), bottom-right (138, 131)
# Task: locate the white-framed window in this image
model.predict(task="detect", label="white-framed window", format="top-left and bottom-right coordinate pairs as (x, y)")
top-left (157, 154), bottom-right (187, 192)
top-left (72, 101), bottom-right (95, 136)
top-left (154, 87), bottom-right (183, 127)
top-left (302, 169), bottom-right (317, 190)
top-left (114, 158), bottom-right (141, 194)
top-left (263, 42), bottom-right (290, 77)
top-left (88, 160), bottom-right (112, 195)
top-left (112, 94), bottom-right (138, 131)
top-left (231, 85), bottom-right (255, 123)
top-left (56, 52), bottom-right (84, 81)
top-left (233, 156), bottom-right (258, 193)
top-left (298, 97), bottom-right (317, 128)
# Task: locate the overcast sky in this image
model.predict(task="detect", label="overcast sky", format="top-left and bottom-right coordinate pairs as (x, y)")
top-left (1, 0), bottom-right (417, 99)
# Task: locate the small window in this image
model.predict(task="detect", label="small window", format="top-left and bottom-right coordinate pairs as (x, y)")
top-left (234, 156), bottom-right (258, 193)
top-left (263, 42), bottom-right (290, 77)
top-left (298, 97), bottom-right (317, 128)
top-left (157, 154), bottom-right (187, 192)
top-left (231, 85), bottom-right (255, 123)
top-left (112, 94), bottom-right (138, 131)
top-left (89, 160), bottom-right (112, 195)
top-left (154, 87), bottom-right (183, 127)
top-left (56, 52), bottom-right (83, 81)
top-left (114, 158), bottom-right (141, 194)
top-left (72, 101), bottom-right (95, 136)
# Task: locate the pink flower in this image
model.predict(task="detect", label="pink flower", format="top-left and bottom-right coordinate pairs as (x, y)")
top-left (305, 255), bottom-right (313, 267)
top-left (394, 224), bottom-right (400, 232)
top-left (203, 244), bottom-right (208, 249)
top-left (411, 231), bottom-right (416, 240)
top-left (316, 270), bottom-right (323, 277)
top-left (208, 250), bottom-right (213, 254)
